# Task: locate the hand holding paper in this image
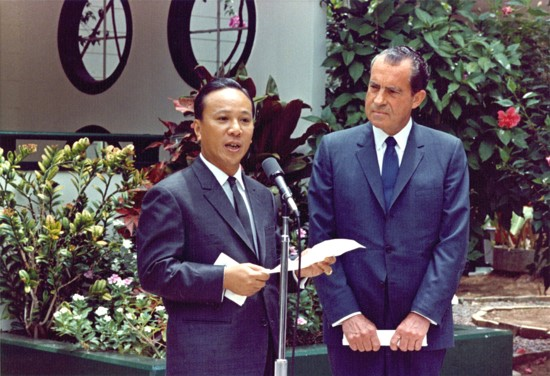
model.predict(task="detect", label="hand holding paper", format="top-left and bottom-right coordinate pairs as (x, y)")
top-left (268, 238), bottom-right (364, 274)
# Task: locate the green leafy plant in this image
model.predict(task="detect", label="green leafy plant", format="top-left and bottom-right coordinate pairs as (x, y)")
top-left (0, 139), bottom-right (141, 338)
top-left (53, 270), bottom-right (167, 358)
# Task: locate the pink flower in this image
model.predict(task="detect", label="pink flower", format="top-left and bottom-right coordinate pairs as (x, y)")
top-left (108, 274), bottom-right (121, 285)
top-left (502, 6), bottom-right (513, 16)
top-left (297, 316), bottom-right (308, 326)
top-left (497, 107), bottom-right (520, 129)
top-left (84, 270), bottom-right (94, 279)
top-left (229, 15), bottom-right (246, 29)
top-left (295, 228), bottom-right (307, 238)
top-left (546, 156), bottom-right (550, 166)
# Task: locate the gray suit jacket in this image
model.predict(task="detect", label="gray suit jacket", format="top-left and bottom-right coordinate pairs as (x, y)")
top-left (137, 157), bottom-right (280, 375)
top-left (308, 122), bottom-right (470, 352)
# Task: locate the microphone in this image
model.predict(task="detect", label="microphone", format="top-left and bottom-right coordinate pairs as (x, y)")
top-left (261, 157), bottom-right (300, 217)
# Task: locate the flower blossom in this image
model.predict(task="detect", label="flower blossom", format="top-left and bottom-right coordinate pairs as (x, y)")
top-left (108, 274), bottom-right (122, 285)
top-left (84, 270), bottom-right (94, 279)
top-left (502, 6), bottom-right (513, 16)
top-left (229, 15), bottom-right (247, 28)
top-left (497, 107), bottom-right (520, 129)
top-left (297, 316), bottom-right (308, 326)
top-left (122, 239), bottom-right (133, 250)
top-left (72, 294), bottom-right (85, 301)
top-left (95, 306), bottom-right (109, 316)
top-left (546, 156), bottom-right (550, 167)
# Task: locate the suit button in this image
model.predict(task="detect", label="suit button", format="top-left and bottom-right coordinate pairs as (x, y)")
top-left (385, 245), bottom-right (393, 253)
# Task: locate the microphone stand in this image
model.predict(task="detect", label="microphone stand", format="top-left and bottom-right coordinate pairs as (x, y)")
top-left (274, 201), bottom-right (290, 376)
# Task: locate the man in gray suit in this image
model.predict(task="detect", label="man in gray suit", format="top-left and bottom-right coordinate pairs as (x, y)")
top-left (308, 46), bottom-right (470, 375)
top-left (137, 78), bottom-right (333, 376)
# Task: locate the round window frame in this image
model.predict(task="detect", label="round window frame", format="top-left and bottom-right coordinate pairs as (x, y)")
top-left (167, 0), bottom-right (256, 89)
top-left (58, 0), bottom-right (133, 95)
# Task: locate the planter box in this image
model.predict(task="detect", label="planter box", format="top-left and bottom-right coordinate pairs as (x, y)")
top-left (492, 245), bottom-right (535, 273)
top-left (1, 325), bottom-right (512, 376)
top-left (0, 332), bottom-right (165, 376)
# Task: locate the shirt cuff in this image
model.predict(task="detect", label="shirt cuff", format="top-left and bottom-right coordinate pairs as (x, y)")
top-left (332, 312), bottom-right (362, 327)
top-left (292, 272), bottom-right (308, 289)
top-left (412, 311), bottom-right (437, 325)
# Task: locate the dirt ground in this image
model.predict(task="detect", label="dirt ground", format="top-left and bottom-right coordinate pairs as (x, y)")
top-left (456, 271), bottom-right (549, 376)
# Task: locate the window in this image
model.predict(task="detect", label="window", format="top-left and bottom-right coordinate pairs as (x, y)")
top-left (58, 0), bottom-right (133, 95)
top-left (167, 0), bottom-right (256, 89)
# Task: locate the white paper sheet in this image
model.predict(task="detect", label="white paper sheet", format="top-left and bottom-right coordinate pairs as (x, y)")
top-left (268, 238), bottom-right (364, 274)
top-left (214, 253), bottom-right (247, 306)
top-left (342, 330), bottom-right (427, 347)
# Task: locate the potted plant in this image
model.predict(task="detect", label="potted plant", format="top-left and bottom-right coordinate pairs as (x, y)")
top-left (484, 207), bottom-right (538, 273)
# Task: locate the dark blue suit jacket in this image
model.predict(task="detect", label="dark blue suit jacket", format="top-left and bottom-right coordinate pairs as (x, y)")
top-left (308, 122), bottom-right (469, 352)
top-left (137, 158), bottom-right (280, 376)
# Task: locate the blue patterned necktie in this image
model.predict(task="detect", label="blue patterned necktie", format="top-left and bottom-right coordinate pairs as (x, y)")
top-left (382, 137), bottom-right (399, 211)
top-left (227, 176), bottom-right (256, 252)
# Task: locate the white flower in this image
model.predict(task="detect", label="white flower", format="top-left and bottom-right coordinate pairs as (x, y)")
top-left (144, 326), bottom-right (152, 333)
top-left (125, 312), bottom-right (136, 320)
top-left (72, 294), bottom-right (85, 301)
top-left (122, 239), bottom-right (133, 249)
top-left (103, 315), bottom-right (112, 322)
top-left (95, 306), bottom-right (109, 316)
top-left (116, 307), bottom-right (124, 313)
top-left (155, 306), bottom-right (165, 312)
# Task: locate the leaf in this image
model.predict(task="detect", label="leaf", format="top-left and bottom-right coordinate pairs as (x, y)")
top-left (342, 50), bottom-right (355, 66)
top-left (494, 53), bottom-right (510, 70)
top-left (415, 8), bottom-right (432, 25)
top-left (497, 130), bottom-right (512, 146)
top-left (479, 141), bottom-right (494, 162)
top-left (506, 78), bottom-right (517, 93)
top-left (358, 23), bottom-right (376, 36)
top-left (450, 101), bottom-right (462, 120)
top-left (495, 98), bottom-right (514, 107)
top-left (333, 93), bottom-right (354, 108)
top-left (349, 61), bottom-right (364, 83)
top-left (499, 147), bottom-right (510, 163)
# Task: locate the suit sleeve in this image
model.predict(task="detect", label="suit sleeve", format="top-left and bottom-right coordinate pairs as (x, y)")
top-left (308, 137), bottom-right (363, 324)
top-left (411, 138), bottom-right (470, 324)
top-left (136, 185), bottom-right (225, 304)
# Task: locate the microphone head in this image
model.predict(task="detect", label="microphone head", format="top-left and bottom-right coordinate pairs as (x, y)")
top-left (261, 157), bottom-right (284, 179)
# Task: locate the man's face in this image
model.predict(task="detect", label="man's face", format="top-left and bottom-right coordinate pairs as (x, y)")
top-left (365, 58), bottom-right (426, 135)
top-left (193, 88), bottom-right (254, 176)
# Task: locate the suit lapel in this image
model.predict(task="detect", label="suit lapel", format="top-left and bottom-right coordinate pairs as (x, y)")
top-left (192, 159), bottom-right (257, 258)
top-left (356, 124), bottom-right (386, 211)
top-left (389, 123), bottom-right (425, 209)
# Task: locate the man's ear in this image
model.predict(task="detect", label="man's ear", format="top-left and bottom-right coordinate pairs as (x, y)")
top-left (412, 89), bottom-right (427, 109)
top-left (193, 119), bottom-right (201, 142)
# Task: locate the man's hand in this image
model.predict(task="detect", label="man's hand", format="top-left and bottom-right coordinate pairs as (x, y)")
top-left (390, 312), bottom-right (430, 352)
top-left (297, 248), bottom-right (336, 278)
top-left (223, 263), bottom-right (269, 296)
top-left (342, 314), bottom-right (381, 352)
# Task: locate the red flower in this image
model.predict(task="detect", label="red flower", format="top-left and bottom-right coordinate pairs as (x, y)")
top-left (502, 6), bottom-right (513, 16)
top-left (497, 107), bottom-right (520, 129)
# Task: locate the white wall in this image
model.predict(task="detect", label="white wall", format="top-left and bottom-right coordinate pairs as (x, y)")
top-left (0, 0), bottom-right (326, 138)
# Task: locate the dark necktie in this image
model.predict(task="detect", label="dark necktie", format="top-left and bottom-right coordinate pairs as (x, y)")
top-left (227, 176), bottom-right (256, 252)
top-left (382, 137), bottom-right (399, 211)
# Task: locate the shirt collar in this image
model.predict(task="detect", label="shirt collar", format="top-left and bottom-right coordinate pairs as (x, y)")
top-left (199, 154), bottom-right (245, 189)
top-left (373, 118), bottom-right (413, 151)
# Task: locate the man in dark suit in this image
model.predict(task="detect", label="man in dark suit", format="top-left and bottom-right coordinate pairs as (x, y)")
top-left (308, 46), bottom-right (470, 375)
top-left (137, 78), bottom-right (333, 376)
